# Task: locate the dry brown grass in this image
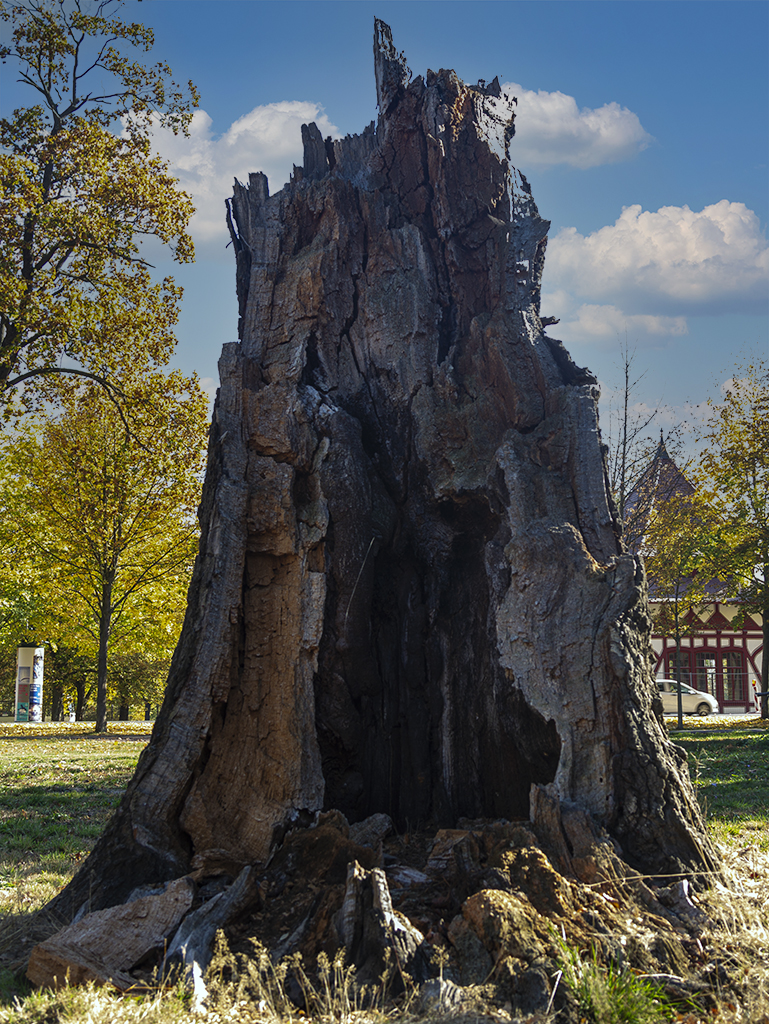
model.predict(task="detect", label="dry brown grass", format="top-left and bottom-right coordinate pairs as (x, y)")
top-left (2, 722), bottom-right (769, 1023)
top-left (694, 842), bottom-right (769, 1023)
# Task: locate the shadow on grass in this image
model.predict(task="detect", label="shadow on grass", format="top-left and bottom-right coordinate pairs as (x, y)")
top-left (1, 784), bottom-right (124, 860)
top-left (0, 731), bottom-right (149, 993)
top-left (0, 965), bottom-right (32, 1006)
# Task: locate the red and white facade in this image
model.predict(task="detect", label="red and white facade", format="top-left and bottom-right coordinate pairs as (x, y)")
top-left (650, 602), bottom-right (764, 713)
top-left (625, 437), bottom-right (764, 713)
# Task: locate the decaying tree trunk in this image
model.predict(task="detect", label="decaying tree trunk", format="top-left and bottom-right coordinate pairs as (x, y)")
top-left (47, 21), bottom-right (716, 925)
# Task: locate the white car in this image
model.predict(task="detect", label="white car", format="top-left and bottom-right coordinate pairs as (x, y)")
top-left (657, 679), bottom-right (719, 716)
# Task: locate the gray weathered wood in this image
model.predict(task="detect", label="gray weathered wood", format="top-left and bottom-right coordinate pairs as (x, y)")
top-left (28, 876), bottom-right (194, 990)
top-left (46, 18), bottom-right (716, 929)
top-left (165, 866), bottom-right (256, 1009)
top-left (336, 859), bottom-right (430, 985)
top-left (166, 866), bottom-right (255, 974)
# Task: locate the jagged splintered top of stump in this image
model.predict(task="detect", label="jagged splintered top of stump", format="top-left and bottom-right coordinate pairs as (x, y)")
top-left (51, 22), bottom-right (715, 919)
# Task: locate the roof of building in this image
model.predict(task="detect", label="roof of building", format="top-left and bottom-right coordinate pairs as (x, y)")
top-left (624, 432), bottom-right (694, 548)
top-left (626, 432), bottom-right (729, 602)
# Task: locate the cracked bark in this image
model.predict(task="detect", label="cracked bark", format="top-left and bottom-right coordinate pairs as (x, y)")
top-left (46, 20), bottom-right (716, 923)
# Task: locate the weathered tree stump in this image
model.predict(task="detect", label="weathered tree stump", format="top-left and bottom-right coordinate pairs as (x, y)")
top-left (45, 20), bottom-right (715, 931)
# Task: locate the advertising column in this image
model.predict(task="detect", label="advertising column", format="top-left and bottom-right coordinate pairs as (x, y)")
top-left (16, 647), bottom-right (44, 722)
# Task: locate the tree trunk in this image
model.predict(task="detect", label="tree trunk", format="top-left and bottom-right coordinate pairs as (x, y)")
top-left (674, 603), bottom-right (684, 729)
top-left (47, 22), bottom-right (716, 922)
top-left (95, 581), bottom-right (112, 733)
top-left (74, 680), bottom-right (87, 721)
top-left (762, 563), bottom-right (768, 719)
top-left (51, 684), bottom-right (63, 722)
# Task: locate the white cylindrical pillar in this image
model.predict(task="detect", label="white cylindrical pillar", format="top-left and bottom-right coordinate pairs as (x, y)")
top-left (16, 647), bottom-right (44, 723)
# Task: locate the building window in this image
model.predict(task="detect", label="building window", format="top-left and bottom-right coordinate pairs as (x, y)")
top-left (695, 652), bottom-right (717, 696)
top-left (666, 649), bottom-right (691, 686)
top-left (722, 651), bottom-right (744, 701)
top-left (664, 646), bottom-right (747, 703)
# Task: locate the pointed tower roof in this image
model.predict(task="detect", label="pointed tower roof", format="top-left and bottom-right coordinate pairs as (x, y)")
top-left (624, 432), bottom-right (694, 553)
top-left (628, 434), bottom-right (731, 603)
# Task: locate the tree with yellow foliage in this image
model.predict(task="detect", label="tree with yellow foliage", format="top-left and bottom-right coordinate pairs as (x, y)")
top-left (695, 359), bottom-right (769, 718)
top-left (0, 0), bottom-right (198, 414)
top-left (1, 372), bottom-right (208, 732)
top-left (643, 487), bottom-right (716, 729)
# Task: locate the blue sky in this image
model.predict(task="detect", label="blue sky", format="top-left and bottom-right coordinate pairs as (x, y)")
top-left (6, 0), bottom-right (768, 440)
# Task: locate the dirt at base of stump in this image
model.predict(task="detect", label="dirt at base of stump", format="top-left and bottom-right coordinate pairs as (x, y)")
top-left (188, 810), bottom-right (742, 1022)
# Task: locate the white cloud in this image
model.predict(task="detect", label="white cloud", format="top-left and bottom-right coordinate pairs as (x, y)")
top-left (150, 84), bottom-right (650, 257)
top-left (200, 375), bottom-right (218, 397)
top-left (540, 285), bottom-right (689, 349)
top-left (150, 102), bottom-right (339, 254)
top-left (152, 84), bottom-right (649, 254)
top-left (503, 82), bottom-right (652, 168)
top-left (546, 201), bottom-right (769, 316)
top-left (551, 303), bottom-right (688, 348)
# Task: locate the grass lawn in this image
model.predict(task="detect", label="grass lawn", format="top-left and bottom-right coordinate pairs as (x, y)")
top-left (0, 717), bottom-right (768, 1020)
top-left (0, 722), bottom-right (151, 1000)
top-left (667, 716), bottom-right (769, 851)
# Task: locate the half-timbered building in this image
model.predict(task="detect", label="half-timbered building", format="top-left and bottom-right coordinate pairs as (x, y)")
top-left (626, 437), bottom-right (764, 712)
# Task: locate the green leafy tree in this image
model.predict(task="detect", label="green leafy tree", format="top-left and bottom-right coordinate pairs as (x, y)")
top-left (104, 557), bottom-right (187, 718)
top-left (0, 578), bottom-right (93, 719)
top-left (0, 460), bottom-right (50, 714)
top-left (0, 464), bottom-right (99, 719)
top-left (0, 0), bottom-right (197, 414)
top-left (1, 372), bottom-right (208, 731)
top-left (108, 650), bottom-right (168, 719)
top-left (46, 640), bottom-right (95, 719)
top-left (695, 359), bottom-right (769, 717)
top-left (643, 489), bottom-right (716, 728)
